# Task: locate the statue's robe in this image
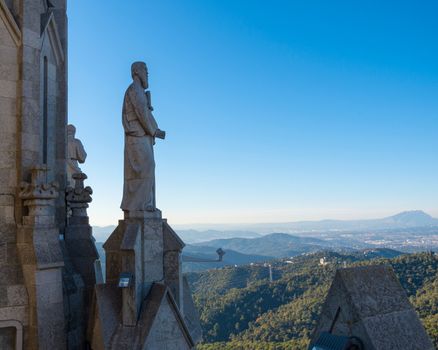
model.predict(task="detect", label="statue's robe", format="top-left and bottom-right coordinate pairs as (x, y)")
top-left (67, 136), bottom-right (87, 186)
top-left (121, 81), bottom-right (158, 211)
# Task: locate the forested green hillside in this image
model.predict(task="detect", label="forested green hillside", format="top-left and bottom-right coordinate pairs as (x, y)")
top-left (187, 251), bottom-right (438, 349)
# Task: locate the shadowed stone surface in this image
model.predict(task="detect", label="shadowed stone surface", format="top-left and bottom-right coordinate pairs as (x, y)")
top-left (311, 265), bottom-right (434, 350)
top-left (94, 217), bottom-right (201, 348)
top-left (66, 124), bottom-right (87, 187)
top-left (0, 1), bottom-right (97, 348)
top-left (90, 283), bottom-right (194, 350)
top-left (0, 327), bottom-right (15, 350)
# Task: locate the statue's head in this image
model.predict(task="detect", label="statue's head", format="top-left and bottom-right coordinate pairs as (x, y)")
top-left (67, 124), bottom-right (76, 137)
top-left (131, 61), bottom-right (148, 89)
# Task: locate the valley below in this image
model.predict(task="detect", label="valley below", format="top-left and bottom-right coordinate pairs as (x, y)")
top-left (92, 211), bottom-right (438, 349)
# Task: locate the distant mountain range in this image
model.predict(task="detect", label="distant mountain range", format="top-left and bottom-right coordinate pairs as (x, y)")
top-left (91, 226), bottom-right (262, 244)
top-left (92, 210), bottom-right (438, 244)
top-left (176, 230), bottom-right (261, 244)
top-left (192, 232), bottom-right (367, 258)
top-left (182, 245), bottom-right (271, 272)
top-left (173, 210), bottom-right (438, 234)
top-left (94, 241), bottom-right (271, 273)
top-left (92, 226), bottom-right (116, 242)
top-left (93, 211), bottom-right (438, 273)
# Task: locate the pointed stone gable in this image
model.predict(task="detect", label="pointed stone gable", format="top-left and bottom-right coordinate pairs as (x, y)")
top-left (182, 276), bottom-right (203, 344)
top-left (163, 220), bottom-right (185, 251)
top-left (143, 294), bottom-right (192, 350)
top-left (142, 284), bottom-right (194, 350)
top-left (40, 10), bottom-right (64, 65)
top-left (311, 265), bottom-right (434, 350)
top-left (0, 0), bottom-right (21, 46)
top-left (90, 283), bottom-right (195, 349)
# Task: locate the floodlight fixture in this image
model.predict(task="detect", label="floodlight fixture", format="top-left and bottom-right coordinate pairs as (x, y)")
top-left (309, 332), bottom-right (363, 350)
top-left (118, 272), bottom-right (133, 288)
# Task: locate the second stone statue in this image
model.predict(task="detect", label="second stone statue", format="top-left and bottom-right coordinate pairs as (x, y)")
top-left (120, 62), bottom-right (166, 214)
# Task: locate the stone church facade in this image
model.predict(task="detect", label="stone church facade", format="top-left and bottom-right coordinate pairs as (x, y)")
top-left (0, 1), bottom-right (201, 349)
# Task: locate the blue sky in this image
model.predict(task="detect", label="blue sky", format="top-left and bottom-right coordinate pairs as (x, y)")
top-left (68, 0), bottom-right (438, 226)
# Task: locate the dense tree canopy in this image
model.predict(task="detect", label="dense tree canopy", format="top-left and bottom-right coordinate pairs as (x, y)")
top-left (188, 251), bottom-right (438, 349)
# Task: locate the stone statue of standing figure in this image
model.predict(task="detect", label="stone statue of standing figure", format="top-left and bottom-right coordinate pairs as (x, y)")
top-left (67, 124), bottom-right (87, 186)
top-left (121, 62), bottom-right (165, 214)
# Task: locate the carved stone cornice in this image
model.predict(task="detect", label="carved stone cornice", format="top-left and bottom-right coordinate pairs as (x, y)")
top-left (66, 173), bottom-right (92, 217)
top-left (19, 165), bottom-right (59, 226)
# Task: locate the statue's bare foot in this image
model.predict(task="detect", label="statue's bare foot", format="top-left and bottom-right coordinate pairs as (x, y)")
top-left (145, 205), bottom-right (155, 212)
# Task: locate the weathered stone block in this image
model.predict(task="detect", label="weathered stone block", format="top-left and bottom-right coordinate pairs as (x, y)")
top-left (65, 223), bottom-right (91, 237)
top-left (65, 239), bottom-right (98, 258)
top-left (22, 46), bottom-right (39, 64)
top-left (0, 79), bottom-right (16, 98)
top-left (35, 266), bottom-right (62, 286)
top-left (0, 265), bottom-right (22, 286)
top-left (0, 286), bottom-right (7, 307)
top-left (36, 280), bottom-right (63, 304)
top-left (33, 241), bottom-right (64, 267)
top-left (164, 251), bottom-right (179, 282)
top-left (21, 151), bottom-right (40, 169)
top-left (22, 59), bottom-right (40, 82)
top-left (0, 45), bottom-right (17, 65)
top-left (21, 79), bottom-right (40, 100)
top-left (16, 244), bottom-right (36, 265)
top-left (22, 5), bottom-right (41, 33)
top-left (0, 305), bottom-right (27, 324)
top-left (36, 301), bottom-right (66, 349)
top-left (0, 22), bottom-right (16, 48)
top-left (6, 285), bottom-right (27, 306)
top-left (0, 96), bottom-right (17, 116)
top-left (5, 242), bottom-right (19, 264)
top-left (23, 215), bottom-right (55, 226)
top-left (0, 151), bottom-right (16, 169)
top-left (0, 223), bottom-right (15, 243)
top-left (0, 63), bottom-right (19, 81)
top-left (22, 28), bottom-right (40, 50)
top-left (0, 243), bottom-right (7, 267)
top-left (105, 252), bottom-right (122, 284)
top-left (0, 168), bottom-right (14, 191)
top-left (0, 115), bottom-right (17, 135)
top-left (0, 193), bottom-right (14, 206)
top-left (0, 207), bottom-right (14, 225)
top-left (0, 131), bottom-right (15, 150)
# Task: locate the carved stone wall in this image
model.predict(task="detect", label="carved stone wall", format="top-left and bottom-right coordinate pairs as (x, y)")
top-left (0, 1), bottom-right (71, 349)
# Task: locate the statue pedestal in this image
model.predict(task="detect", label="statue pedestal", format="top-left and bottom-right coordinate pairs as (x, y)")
top-left (104, 210), bottom-right (165, 326)
top-left (124, 209), bottom-right (162, 220)
top-left (65, 173), bottom-right (98, 334)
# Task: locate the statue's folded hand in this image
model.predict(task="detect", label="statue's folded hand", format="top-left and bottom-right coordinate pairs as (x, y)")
top-left (155, 129), bottom-right (166, 140)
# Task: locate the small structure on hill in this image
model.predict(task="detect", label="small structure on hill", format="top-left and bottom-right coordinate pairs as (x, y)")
top-left (319, 257), bottom-right (329, 266)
